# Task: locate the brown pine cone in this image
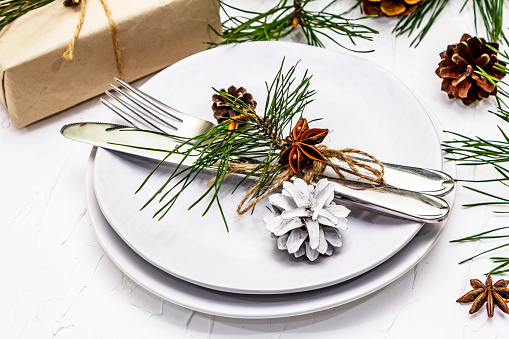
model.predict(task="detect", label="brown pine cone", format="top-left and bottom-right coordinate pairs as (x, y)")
top-left (362, 0), bottom-right (425, 16)
top-left (212, 86), bottom-right (257, 123)
top-left (435, 34), bottom-right (506, 106)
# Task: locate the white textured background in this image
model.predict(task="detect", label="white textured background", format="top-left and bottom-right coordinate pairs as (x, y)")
top-left (1, 1), bottom-right (509, 338)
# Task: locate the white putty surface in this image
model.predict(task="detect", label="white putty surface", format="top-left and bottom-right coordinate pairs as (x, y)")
top-left (1, 1), bottom-right (509, 338)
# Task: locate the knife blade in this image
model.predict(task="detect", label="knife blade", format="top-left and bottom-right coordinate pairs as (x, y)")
top-left (62, 122), bottom-right (450, 223)
top-left (62, 122), bottom-right (197, 165)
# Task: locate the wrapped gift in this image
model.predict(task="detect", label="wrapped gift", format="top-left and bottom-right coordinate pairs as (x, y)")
top-left (0, 0), bottom-right (221, 127)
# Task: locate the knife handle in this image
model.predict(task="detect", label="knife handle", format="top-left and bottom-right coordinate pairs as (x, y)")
top-left (323, 157), bottom-right (455, 197)
top-left (325, 176), bottom-right (449, 223)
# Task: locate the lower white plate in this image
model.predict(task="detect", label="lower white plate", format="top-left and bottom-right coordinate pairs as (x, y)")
top-left (93, 42), bottom-right (445, 294)
top-left (86, 105), bottom-right (455, 319)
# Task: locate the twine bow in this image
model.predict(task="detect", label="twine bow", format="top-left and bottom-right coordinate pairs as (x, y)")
top-left (63, 0), bottom-right (124, 79)
top-left (214, 145), bottom-right (385, 216)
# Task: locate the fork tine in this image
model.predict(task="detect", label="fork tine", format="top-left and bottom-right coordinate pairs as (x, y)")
top-left (100, 98), bottom-right (154, 131)
top-left (109, 85), bottom-right (179, 131)
top-left (115, 77), bottom-right (184, 122)
top-left (103, 78), bottom-right (214, 139)
top-left (103, 93), bottom-right (171, 134)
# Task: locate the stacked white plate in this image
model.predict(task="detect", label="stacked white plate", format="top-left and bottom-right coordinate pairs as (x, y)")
top-left (87, 42), bottom-right (455, 319)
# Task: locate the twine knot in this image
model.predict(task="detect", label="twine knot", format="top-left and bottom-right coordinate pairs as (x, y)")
top-left (305, 145), bottom-right (385, 186)
top-left (216, 145), bottom-right (386, 216)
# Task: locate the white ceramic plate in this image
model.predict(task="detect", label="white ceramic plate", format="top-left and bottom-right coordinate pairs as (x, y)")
top-left (93, 42), bottom-right (444, 294)
top-left (87, 141), bottom-right (455, 319)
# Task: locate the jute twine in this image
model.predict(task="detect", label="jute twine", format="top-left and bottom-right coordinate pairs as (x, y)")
top-left (63, 0), bottom-right (124, 79)
top-left (208, 145), bottom-right (386, 215)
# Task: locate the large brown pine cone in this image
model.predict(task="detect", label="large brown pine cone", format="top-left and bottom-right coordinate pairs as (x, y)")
top-left (212, 86), bottom-right (257, 122)
top-left (435, 34), bottom-right (506, 106)
top-left (362, 0), bottom-right (425, 16)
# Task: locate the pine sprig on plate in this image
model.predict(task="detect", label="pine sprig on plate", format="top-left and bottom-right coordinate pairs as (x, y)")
top-left (207, 0), bottom-right (378, 52)
top-left (137, 60), bottom-right (315, 230)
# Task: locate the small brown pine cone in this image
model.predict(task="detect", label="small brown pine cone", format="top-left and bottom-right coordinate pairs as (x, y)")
top-left (63, 0), bottom-right (80, 6)
top-left (212, 86), bottom-right (257, 123)
top-left (435, 34), bottom-right (506, 106)
top-left (362, 0), bottom-right (425, 16)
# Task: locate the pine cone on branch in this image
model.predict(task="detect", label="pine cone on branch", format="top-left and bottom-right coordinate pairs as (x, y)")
top-left (212, 86), bottom-right (257, 123)
top-left (362, 0), bottom-right (425, 16)
top-left (435, 34), bottom-right (506, 106)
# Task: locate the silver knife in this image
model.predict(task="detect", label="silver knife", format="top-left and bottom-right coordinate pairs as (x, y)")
top-left (62, 122), bottom-right (450, 223)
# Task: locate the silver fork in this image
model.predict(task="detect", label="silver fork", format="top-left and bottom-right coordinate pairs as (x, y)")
top-left (102, 77), bottom-right (214, 138)
top-left (101, 78), bottom-right (454, 197)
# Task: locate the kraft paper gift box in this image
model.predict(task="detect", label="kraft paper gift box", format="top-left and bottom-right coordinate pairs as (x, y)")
top-left (0, 0), bottom-right (221, 127)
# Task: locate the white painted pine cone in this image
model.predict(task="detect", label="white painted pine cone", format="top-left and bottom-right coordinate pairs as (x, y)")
top-left (264, 178), bottom-right (350, 261)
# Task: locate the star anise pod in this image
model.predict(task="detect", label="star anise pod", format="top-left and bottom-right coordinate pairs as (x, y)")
top-left (279, 118), bottom-right (328, 174)
top-left (457, 275), bottom-right (509, 318)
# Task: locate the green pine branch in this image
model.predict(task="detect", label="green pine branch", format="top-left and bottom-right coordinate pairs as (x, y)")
top-left (466, 0), bottom-right (508, 45)
top-left (393, 0), bottom-right (450, 47)
top-left (207, 0), bottom-right (378, 53)
top-left (0, 0), bottom-right (55, 33)
top-left (391, 0), bottom-right (506, 47)
top-left (444, 49), bottom-right (509, 274)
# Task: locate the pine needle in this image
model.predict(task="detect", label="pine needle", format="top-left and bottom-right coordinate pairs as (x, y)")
top-left (393, 0), bottom-right (450, 48)
top-left (466, 0), bottom-right (507, 45)
top-left (392, 0), bottom-right (506, 47)
top-left (451, 227), bottom-right (509, 274)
